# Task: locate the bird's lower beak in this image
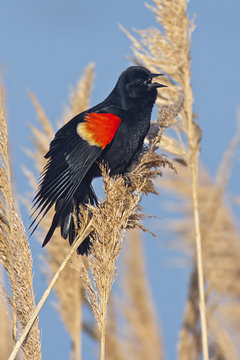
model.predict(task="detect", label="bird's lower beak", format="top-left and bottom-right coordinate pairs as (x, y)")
top-left (148, 73), bottom-right (167, 89)
top-left (148, 82), bottom-right (168, 89)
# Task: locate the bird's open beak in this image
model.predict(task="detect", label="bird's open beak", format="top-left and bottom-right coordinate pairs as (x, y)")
top-left (148, 73), bottom-right (168, 89)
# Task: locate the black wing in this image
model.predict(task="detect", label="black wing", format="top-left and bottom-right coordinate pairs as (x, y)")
top-left (30, 117), bottom-right (102, 233)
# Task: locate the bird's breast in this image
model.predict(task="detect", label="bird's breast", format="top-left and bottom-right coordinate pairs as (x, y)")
top-left (101, 111), bottom-right (150, 174)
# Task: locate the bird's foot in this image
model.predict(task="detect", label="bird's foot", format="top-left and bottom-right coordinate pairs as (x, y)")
top-left (123, 174), bottom-right (132, 187)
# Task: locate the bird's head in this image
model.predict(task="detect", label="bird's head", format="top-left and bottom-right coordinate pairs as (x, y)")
top-left (120, 66), bottom-right (167, 100)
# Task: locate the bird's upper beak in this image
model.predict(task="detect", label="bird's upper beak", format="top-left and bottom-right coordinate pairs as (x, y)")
top-left (147, 73), bottom-right (167, 89)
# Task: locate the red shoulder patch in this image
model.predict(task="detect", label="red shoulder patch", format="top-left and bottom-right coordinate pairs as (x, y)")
top-left (77, 112), bottom-right (121, 149)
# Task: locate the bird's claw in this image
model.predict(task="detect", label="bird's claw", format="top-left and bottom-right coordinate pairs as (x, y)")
top-left (123, 174), bottom-right (132, 187)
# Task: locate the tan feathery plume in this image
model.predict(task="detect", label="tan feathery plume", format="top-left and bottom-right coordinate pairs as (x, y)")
top-left (79, 169), bottom-right (143, 360)
top-left (24, 64), bottom-right (95, 360)
top-left (79, 134), bottom-right (176, 360)
top-left (0, 86), bottom-right (41, 359)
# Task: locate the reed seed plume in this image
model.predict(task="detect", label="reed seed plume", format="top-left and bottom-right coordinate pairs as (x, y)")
top-left (0, 86), bottom-right (41, 359)
top-left (78, 133), bottom-right (177, 359)
top-left (44, 89), bottom-right (180, 360)
top-left (79, 169), bottom-right (144, 360)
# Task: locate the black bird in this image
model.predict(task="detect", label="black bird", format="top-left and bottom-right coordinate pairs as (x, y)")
top-left (31, 66), bottom-right (166, 254)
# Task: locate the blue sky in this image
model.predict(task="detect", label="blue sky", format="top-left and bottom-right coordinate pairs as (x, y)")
top-left (1, 1), bottom-right (240, 359)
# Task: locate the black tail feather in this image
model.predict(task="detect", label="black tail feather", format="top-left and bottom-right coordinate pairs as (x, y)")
top-left (42, 215), bottom-right (58, 247)
top-left (77, 236), bottom-right (92, 255)
top-left (41, 180), bottom-right (97, 255)
top-left (68, 183), bottom-right (96, 255)
top-left (61, 213), bottom-right (72, 239)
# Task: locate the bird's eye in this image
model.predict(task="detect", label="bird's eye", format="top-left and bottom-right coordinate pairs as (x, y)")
top-left (136, 79), bottom-right (143, 84)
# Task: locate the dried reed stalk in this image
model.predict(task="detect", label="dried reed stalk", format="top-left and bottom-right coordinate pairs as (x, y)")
top-left (0, 86), bottom-right (41, 359)
top-left (190, 146), bottom-right (209, 360)
top-left (122, 0), bottom-right (210, 357)
top-left (24, 64), bottom-right (95, 360)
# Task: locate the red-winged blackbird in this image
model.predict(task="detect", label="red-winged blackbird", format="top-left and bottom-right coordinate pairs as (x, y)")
top-left (31, 66), bottom-right (166, 255)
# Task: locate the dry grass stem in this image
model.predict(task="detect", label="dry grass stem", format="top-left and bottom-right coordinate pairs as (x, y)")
top-left (190, 151), bottom-right (209, 360)
top-left (0, 87), bottom-right (41, 359)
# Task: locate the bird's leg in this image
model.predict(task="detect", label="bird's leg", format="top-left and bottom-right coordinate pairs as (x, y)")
top-left (89, 184), bottom-right (99, 206)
